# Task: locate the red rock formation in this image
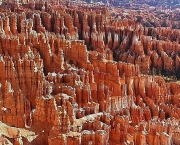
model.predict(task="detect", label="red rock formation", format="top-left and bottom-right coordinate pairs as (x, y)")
top-left (0, 1), bottom-right (180, 145)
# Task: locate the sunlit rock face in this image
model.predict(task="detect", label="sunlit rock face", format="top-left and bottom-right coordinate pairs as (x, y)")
top-left (0, 0), bottom-right (180, 145)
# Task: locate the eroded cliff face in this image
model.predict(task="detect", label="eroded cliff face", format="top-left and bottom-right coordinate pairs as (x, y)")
top-left (0, 0), bottom-right (180, 145)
